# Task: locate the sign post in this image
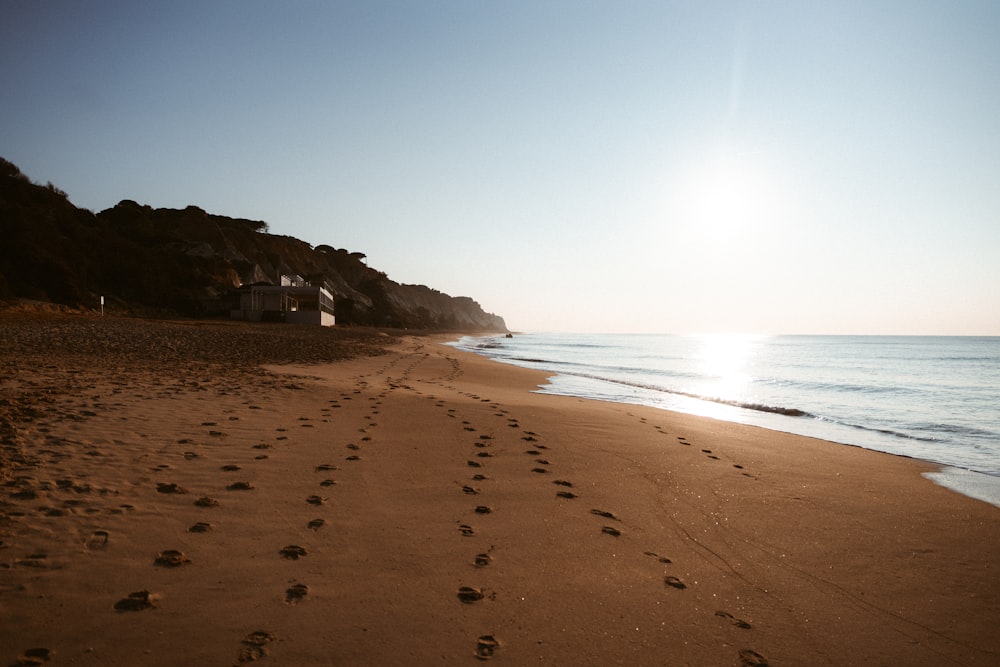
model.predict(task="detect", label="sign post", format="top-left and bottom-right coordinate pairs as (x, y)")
top-left (100, 296), bottom-right (104, 316)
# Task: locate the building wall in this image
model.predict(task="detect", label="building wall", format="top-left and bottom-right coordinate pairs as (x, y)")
top-left (286, 310), bottom-right (335, 326)
top-left (230, 286), bottom-right (336, 326)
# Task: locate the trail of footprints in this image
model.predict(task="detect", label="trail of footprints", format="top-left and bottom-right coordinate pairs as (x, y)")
top-left (430, 359), bottom-right (766, 663)
top-left (7, 346), bottom-right (762, 664)
top-left (1, 363), bottom-right (379, 665)
top-left (97, 353), bottom-right (407, 665)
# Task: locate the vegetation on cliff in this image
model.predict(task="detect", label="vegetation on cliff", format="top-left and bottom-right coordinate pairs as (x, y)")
top-left (0, 157), bottom-right (506, 330)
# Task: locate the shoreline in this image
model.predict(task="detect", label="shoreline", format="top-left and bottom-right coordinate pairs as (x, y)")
top-left (449, 333), bottom-right (1000, 509)
top-left (527, 382), bottom-right (1000, 510)
top-left (2, 319), bottom-right (998, 665)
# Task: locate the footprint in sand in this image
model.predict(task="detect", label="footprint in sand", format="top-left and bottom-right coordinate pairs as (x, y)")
top-left (531, 468), bottom-right (549, 474)
top-left (279, 545), bottom-right (308, 560)
top-left (474, 551), bottom-right (493, 567)
top-left (154, 550), bottom-right (191, 567)
top-left (188, 522), bottom-right (212, 533)
top-left (306, 495), bottom-right (326, 506)
top-left (114, 590), bottom-right (158, 612)
top-left (475, 635), bottom-right (500, 660)
top-left (601, 526), bottom-right (622, 537)
top-left (557, 491), bottom-right (578, 499)
top-left (238, 631), bottom-right (276, 663)
top-left (285, 583), bottom-right (309, 604)
top-left (458, 524), bottom-right (476, 537)
top-left (227, 481), bottom-right (255, 491)
top-left (15, 553), bottom-right (51, 569)
top-left (715, 610), bottom-right (753, 629)
top-left (739, 648), bottom-right (769, 666)
top-left (221, 464), bottom-right (241, 471)
top-left (319, 479), bottom-right (336, 487)
top-left (664, 575), bottom-right (687, 590)
top-left (553, 480), bottom-right (573, 487)
top-left (591, 509), bottom-right (618, 520)
top-left (457, 586), bottom-right (485, 603)
top-left (307, 518), bottom-right (325, 530)
top-left (462, 486), bottom-right (479, 495)
top-left (194, 496), bottom-right (219, 507)
top-left (156, 482), bottom-right (188, 494)
top-left (14, 647), bottom-right (53, 666)
top-left (644, 550), bottom-right (672, 564)
top-left (84, 530), bottom-right (109, 550)
top-left (474, 506), bottom-right (492, 514)
top-left (315, 464), bottom-right (338, 472)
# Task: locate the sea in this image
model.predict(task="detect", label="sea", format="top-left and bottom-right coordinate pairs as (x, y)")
top-left (449, 333), bottom-right (1000, 508)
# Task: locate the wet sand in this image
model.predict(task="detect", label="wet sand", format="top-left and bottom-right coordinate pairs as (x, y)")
top-left (2, 315), bottom-right (998, 666)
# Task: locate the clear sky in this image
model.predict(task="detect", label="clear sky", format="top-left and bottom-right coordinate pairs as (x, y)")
top-left (3, 1), bottom-right (998, 334)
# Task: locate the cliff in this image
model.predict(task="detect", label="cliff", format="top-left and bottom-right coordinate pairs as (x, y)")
top-left (0, 157), bottom-right (507, 331)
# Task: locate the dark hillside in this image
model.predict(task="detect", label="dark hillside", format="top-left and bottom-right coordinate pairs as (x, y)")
top-left (0, 157), bottom-right (506, 331)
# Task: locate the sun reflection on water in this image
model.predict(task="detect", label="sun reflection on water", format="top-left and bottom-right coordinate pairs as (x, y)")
top-left (691, 334), bottom-right (765, 404)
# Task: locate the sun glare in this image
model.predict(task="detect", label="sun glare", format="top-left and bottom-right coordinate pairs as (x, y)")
top-left (675, 152), bottom-right (786, 240)
top-left (694, 334), bottom-right (762, 398)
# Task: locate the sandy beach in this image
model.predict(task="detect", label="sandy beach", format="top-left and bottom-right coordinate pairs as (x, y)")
top-left (2, 315), bottom-right (998, 666)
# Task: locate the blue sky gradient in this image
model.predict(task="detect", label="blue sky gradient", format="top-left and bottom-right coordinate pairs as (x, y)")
top-left (3, 1), bottom-right (998, 333)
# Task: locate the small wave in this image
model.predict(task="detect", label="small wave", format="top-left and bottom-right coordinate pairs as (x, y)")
top-left (909, 423), bottom-right (999, 439)
top-left (781, 378), bottom-right (913, 396)
top-left (553, 371), bottom-right (811, 418)
top-left (813, 416), bottom-right (941, 443)
top-left (731, 401), bottom-right (810, 417)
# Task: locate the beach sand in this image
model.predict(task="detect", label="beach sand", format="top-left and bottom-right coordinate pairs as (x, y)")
top-left (2, 315), bottom-right (998, 666)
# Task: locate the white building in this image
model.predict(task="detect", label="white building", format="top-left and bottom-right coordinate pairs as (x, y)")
top-left (231, 275), bottom-right (335, 326)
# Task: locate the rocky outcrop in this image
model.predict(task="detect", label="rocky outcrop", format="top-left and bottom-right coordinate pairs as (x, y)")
top-left (0, 157), bottom-right (507, 331)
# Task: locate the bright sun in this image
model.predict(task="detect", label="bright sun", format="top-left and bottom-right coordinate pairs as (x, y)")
top-left (677, 152), bottom-right (785, 240)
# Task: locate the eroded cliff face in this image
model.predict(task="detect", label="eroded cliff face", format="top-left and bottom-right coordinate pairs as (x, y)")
top-left (0, 157), bottom-right (507, 331)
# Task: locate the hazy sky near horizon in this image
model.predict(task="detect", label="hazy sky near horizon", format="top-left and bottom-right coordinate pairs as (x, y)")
top-left (3, 1), bottom-right (998, 334)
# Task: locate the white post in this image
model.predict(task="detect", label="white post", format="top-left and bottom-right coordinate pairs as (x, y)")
top-left (100, 296), bottom-right (105, 316)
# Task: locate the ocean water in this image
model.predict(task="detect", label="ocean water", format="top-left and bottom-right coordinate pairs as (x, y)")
top-left (450, 334), bottom-right (1000, 508)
